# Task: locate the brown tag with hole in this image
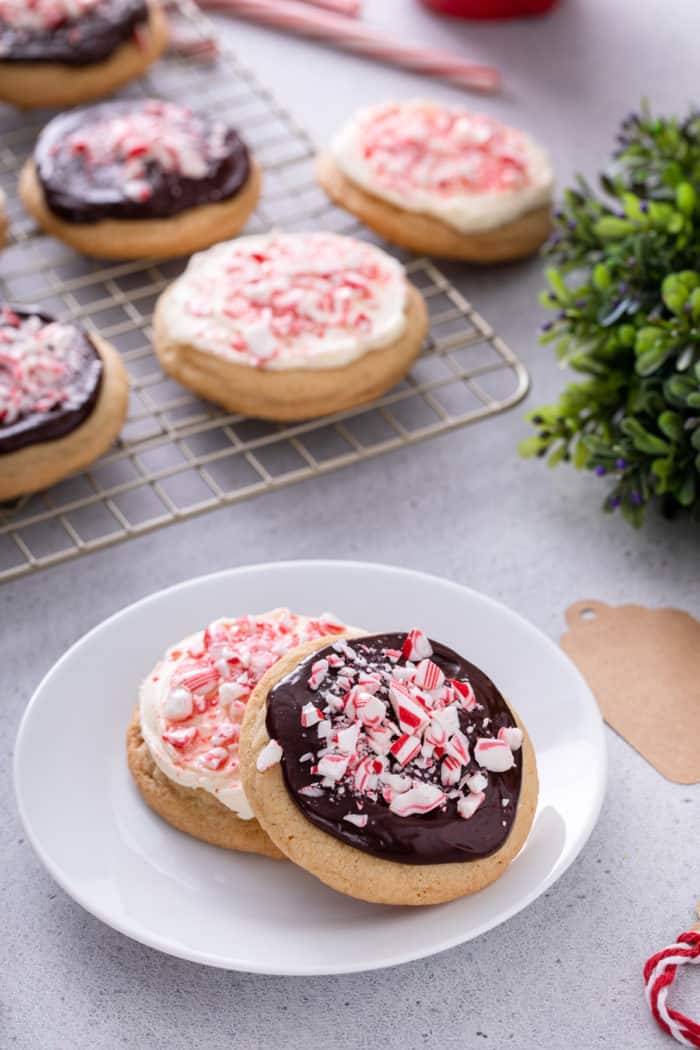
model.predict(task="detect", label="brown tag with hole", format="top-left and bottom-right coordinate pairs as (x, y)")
top-left (561, 600), bottom-right (700, 784)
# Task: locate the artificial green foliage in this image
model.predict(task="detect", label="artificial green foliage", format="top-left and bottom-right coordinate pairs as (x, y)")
top-left (520, 105), bottom-right (700, 526)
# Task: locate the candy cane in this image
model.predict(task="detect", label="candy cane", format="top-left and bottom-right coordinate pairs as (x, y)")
top-left (198, 0), bottom-right (500, 94)
top-left (644, 918), bottom-right (700, 1047)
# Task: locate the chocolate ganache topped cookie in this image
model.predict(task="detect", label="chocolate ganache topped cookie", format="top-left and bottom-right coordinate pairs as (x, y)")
top-left (265, 629), bottom-right (524, 865)
top-left (0, 306), bottom-right (103, 455)
top-left (33, 99), bottom-right (252, 224)
top-left (0, 0), bottom-right (149, 66)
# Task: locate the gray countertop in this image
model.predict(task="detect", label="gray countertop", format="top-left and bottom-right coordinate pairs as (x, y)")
top-left (3, 1), bottom-right (700, 1047)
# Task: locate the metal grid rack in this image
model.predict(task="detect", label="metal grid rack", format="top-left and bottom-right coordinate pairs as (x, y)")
top-left (0, 5), bottom-right (529, 583)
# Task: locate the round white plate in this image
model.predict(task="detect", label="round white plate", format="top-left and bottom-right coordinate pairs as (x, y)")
top-left (15, 560), bottom-right (605, 975)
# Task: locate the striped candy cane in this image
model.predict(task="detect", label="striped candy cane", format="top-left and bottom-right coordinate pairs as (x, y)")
top-left (644, 927), bottom-right (700, 1047)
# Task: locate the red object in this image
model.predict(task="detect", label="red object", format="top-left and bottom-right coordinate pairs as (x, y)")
top-left (643, 929), bottom-right (700, 1047)
top-left (422, 0), bottom-right (558, 17)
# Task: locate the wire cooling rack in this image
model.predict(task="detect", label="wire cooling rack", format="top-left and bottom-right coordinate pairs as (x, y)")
top-left (0, 3), bottom-right (529, 582)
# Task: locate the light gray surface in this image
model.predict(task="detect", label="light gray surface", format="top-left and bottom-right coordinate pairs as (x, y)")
top-left (3, 1), bottom-right (700, 1046)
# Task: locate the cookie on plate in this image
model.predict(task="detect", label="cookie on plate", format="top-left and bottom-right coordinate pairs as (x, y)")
top-left (152, 231), bottom-right (428, 421)
top-left (20, 99), bottom-right (262, 260)
top-left (316, 100), bottom-right (554, 263)
top-left (0, 0), bottom-right (167, 109)
top-left (241, 629), bottom-right (539, 905)
top-left (0, 305), bottom-right (128, 500)
top-left (128, 609), bottom-right (355, 858)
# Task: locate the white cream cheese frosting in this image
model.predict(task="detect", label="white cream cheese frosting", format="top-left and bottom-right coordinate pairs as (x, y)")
top-left (139, 609), bottom-right (348, 818)
top-left (161, 231), bottom-right (409, 371)
top-left (330, 100), bottom-right (554, 234)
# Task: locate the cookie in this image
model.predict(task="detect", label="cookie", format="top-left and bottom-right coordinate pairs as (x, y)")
top-left (129, 610), bottom-right (354, 858)
top-left (317, 100), bottom-right (554, 263)
top-left (20, 99), bottom-right (262, 261)
top-left (0, 0), bottom-right (167, 110)
top-left (0, 306), bottom-right (129, 501)
top-left (153, 231), bottom-right (428, 422)
top-left (241, 629), bottom-right (539, 906)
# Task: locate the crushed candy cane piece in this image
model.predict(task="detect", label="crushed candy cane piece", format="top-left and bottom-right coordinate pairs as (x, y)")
top-left (458, 791), bottom-right (485, 819)
top-left (200, 747), bottom-right (228, 770)
top-left (401, 628), bottom-right (433, 662)
top-left (390, 732), bottom-right (422, 767)
top-left (301, 702), bottom-right (323, 728)
top-left (465, 771), bottom-right (488, 793)
top-left (309, 658), bottom-right (329, 690)
top-left (388, 678), bottom-right (430, 734)
top-left (317, 753), bottom-right (350, 781)
top-left (441, 754), bottom-right (462, 787)
top-left (498, 726), bottom-right (523, 751)
top-left (256, 738), bottom-right (283, 771)
top-left (474, 737), bottom-right (515, 772)
top-left (412, 658), bottom-right (445, 691)
top-left (163, 686), bottom-right (193, 722)
top-left (343, 813), bottom-right (368, 828)
top-left (389, 782), bottom-right (445, 817)
top-left (450, 678), bottom-right (477, 710)
top-left (446, 729), bottom-right (471, 766)
top-left (162, 726), bottom-right (197, 749)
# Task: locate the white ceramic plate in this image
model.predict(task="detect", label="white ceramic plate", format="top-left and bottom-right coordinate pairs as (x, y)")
top-left (15, 560), bottom-right (605, 975)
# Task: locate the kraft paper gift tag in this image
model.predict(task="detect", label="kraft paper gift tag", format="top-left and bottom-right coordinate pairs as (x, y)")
top-left (561, 599), bottom-right (700, 784)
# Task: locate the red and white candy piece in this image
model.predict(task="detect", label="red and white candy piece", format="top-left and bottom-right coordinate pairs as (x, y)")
top-left (355, 691), bottom-right (386, 727)
top-left (450, 678), bottom-right (477, 711)
top-left (210, 721), bottom-right (239, 746)
top-left (401, 629), bottom-right (433, 662)
top-left (200, 747), bottom-right (229, 770)
top-left (474, 737), bottom-right (515, 773)
top-left (457, 791), bottom-right (485, 820)
top-left (498, 725), bottom-right (523, 751)
top-left (390, 733), bottom-right (422, 768)
top-left (162, 726), bottom-right (197, 749)
top-left (177, 664), bottom-right (219, 695)
top-left (389, 782), bottom-right (445, 817)
top-left (445, 729), bottom-right (471, 766)
top-left (465, 771), bottom-right (488, 793)
top-left (343, 813), bottom-right (369, 828)
top-left (389, 678), bottom-right (430, 735)
top-left (316, 753), bottom-right (350, 781)
top-left (353, 756), bottom-right (385, 793)
top-left (412, 658), bottom-right (445, 691)
top-left (308, 658), bottom-right (329, 690)
top-left (440, 754), bottom-right (462, 787)
top-left (256, 738), bottom-right (283, 771)
top-left (334, 723), bottom-right (361, 754)
top-left (301, 702), bottom-right (323, 728)
top-left (163, 686), bottom-right (193, 722)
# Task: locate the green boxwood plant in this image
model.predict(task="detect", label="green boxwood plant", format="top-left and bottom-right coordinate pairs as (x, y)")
top-left (520, 105), bottom-right (700, 526)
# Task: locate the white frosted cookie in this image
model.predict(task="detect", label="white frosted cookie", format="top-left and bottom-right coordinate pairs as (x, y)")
top-left (0, 0), bottom-right (167, 110)
top-left (317, 100), bottom-right (554, 262)
top-left (127, 608), bottom-right (353, 857)
top-left (153, 231), bottom-right (428, 421)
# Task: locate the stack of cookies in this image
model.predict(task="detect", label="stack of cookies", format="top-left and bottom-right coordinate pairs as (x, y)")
top-left (128, 611), bottom-right (538, 905)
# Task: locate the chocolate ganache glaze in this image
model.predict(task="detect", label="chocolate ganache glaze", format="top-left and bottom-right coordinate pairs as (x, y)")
top-left (34, 100), bottom-right (252, 224)
top-left (0, 307), bottom-right (103, 455)
top-left (0, 0), bottom-right (149, 67)
top-left (266, 631), bottom-right (524, 865)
